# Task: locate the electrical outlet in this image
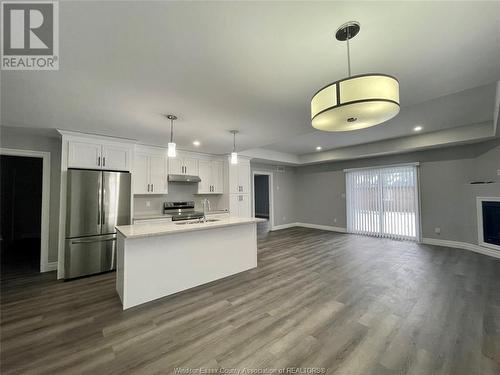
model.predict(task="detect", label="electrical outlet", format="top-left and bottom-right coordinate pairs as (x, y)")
top-left (146, 201), bottom-right (151, 208)
top-left (333, 218), bottom-right (337, 223)
top-left (497, 169), bottom-right (500, 176)
top-left (341, 193), bottom-right (346, 199)
top-left (435, 227), bottom-right (441, 234)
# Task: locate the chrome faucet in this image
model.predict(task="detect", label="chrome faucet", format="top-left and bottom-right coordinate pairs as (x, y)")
top-left (201, 198), bottom-right (211, 222)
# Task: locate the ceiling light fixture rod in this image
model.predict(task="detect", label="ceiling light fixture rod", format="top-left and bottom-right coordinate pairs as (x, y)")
top-left (346, 28), bottom-right (351, 77)
top-left (166, 115), bottom-right (177, 142)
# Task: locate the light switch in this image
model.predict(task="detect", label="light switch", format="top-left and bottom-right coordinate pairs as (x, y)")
top-left (435, 227), bottom-right (441, 234)
top-left (146, 201), bottom-right (151, 207)
top-left (497, 169), bottom-right (500, 176)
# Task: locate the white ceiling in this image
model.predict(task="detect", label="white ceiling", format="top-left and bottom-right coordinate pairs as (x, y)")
top-left (2, 1), bottom-right (500, 157)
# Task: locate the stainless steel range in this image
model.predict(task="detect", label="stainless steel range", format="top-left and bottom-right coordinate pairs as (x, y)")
top-left (164, 201), bottom-right (204, 221)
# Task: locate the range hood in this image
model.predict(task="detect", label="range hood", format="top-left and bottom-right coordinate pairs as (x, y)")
top-left (168, 174), bottom-right (201, 183)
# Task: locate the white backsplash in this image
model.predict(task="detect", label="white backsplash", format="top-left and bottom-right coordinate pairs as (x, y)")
top-left (133, 182), bottom-right (227, 216)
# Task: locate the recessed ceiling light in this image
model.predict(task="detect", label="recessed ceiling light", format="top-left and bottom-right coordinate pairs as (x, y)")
top-left (193, 140), bottom-right (201, 146)
top-left (413, 126), bottom-right (423, 132)
top-left (316, 146), bottom-right (322, 151)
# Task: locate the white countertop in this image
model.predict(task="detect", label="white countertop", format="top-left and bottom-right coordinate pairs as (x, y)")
top-left (133, 210), bottom-right (229, 221)
top-left (116, 217), bottom-right (264, 239)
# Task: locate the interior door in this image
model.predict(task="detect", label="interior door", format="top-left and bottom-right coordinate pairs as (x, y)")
top-left (183, 157), bottom-right (199, 175)
top-left (68, 141), bottom-right (101, 169)
top-left (66, 169), bottom-right (102, 238)
top-left (149, 154), bottom-right (167, 194)
top-left (198, 160), bottom-right (212, 193)
top-left (102, 171), bottom-right (131, 234)
top-left (133, 153), bottom-right (149, 194)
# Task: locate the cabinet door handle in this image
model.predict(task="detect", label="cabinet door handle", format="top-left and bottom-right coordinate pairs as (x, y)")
top-left (151, 184), bottom-right (154, 192)
top-left (103, 157), bottom-right (106, 167)
top-left (97, 156), bottom-right (101, 166)
top-left (147, 184), bottom-right (150, 192)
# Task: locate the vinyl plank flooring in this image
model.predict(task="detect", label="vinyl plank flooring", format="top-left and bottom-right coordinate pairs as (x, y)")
top-left (1, 227), bottom-right (499, 374)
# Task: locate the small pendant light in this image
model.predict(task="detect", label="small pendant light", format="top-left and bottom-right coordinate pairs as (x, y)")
top-left (166, 114), bottom-right (177, 157)
top-left (230, 130), bottom-right (239, 164)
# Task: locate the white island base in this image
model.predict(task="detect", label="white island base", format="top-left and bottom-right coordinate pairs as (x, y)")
top-left (116, 218), bottom-right (260, 310)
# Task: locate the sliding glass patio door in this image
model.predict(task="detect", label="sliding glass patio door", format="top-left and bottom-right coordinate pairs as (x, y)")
top-left (346, 164), bottom-right (420, 240)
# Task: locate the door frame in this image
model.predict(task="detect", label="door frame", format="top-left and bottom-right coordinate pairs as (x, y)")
top-left (251, 171), bottom-right (274, 230)
top-left (0, 148), bottom-right (52, 272)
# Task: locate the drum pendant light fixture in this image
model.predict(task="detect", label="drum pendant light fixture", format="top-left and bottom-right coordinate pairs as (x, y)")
top-left (166, 114), bottom-right (177, 157)
top-left (311, 21), bottom-right (400, 132)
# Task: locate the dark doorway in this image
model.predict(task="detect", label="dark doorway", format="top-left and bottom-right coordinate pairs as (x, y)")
top-left (0, 155), bottom-right (43, 276)
top-left (254, 175), bottom-right (270, 219)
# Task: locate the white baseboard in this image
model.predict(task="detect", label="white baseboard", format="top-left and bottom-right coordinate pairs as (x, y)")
top-left (422, 238), bottom-right (500, 259)
top-left (271, 222), bottom-right (298, 231)
top-left (270, 222), bottom-right (347, 233)
top-left (41, 261), bottom-right (58, 272)
top-left (296, 222), bottom-right (347, 233)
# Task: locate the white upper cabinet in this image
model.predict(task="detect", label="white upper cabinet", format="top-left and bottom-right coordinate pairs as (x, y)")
top-left (68, 139), bottom-right (132, 171)
top-left (133, 152), bottom-right (150, 194)
top-left (183, 157), bottom-right (199, 175)
top-left (133, 146), bottom-right (167, 195)
top-left (197, 159), bottom-right (224, 194)
top-left (229, 161), bottom-right (251, 194)
top-left (101, 144), bottom-right (130, 171)
top-left (168, 157), bottom-right (183, 175)
top-left (168, 154), bottom-right (199, 176)
top-left (68, 141), bottom-right (102, 169)
top-left (149, 154), bottom-right (167, 194)
top-left (212, 160), bottom-right (224, 193)
top-left (198, 160), bottom-right (212, 194)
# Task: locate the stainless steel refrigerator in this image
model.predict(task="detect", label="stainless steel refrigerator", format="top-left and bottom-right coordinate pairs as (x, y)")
top-left (65, 169), bottom-right (131, 279)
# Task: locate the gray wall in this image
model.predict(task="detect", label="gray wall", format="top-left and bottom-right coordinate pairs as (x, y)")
top-left (295, 139), bottom-right (500, 244)
top-left (0, 126), bottom-right (61, 262)
top-left (250, 163), bottom-right (297, 226)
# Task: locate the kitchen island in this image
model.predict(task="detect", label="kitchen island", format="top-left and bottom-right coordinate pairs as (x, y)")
top-left (115, 217), bottom-right (263, 309)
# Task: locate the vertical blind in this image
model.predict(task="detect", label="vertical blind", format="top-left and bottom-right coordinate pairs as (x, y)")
top-left (346, 164), bottom-right (419, 240)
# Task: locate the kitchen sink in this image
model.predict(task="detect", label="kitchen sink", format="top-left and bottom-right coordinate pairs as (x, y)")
top-left (175, 219), bottom-right (220, 225)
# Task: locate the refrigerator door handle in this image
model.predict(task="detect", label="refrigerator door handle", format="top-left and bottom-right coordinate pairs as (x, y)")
top-left (71, 237), bottom-right (115, 244)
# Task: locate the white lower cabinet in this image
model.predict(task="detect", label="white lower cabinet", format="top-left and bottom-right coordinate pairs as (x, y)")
top-left (230, 194), bottom-right (251, 218)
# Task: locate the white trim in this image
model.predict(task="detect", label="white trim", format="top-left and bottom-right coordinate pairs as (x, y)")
top-left (251, 171), bottom-right (274, 230)
top-left (476, 197), bottom-right (500, 251)
top-left (270, 222), bottom-right (298, 231)
top-left (422, 238), bottom-right (500, 259)
top-left (343, 162), bottom-right (420, 173)
top-left (270, 222), bottom-right (347, 233)
top-left (0, 148), bottom-right (54, 272)
top-left (44, 261), bottom-right (58, 271)
top-left (296, 222), bottom-right (347, 233)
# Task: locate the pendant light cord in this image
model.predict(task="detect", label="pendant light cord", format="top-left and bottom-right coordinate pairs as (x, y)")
top-left (346, 27), bottom-right (351, 77)
top-left (170, 118), bottom-right (174, 142)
